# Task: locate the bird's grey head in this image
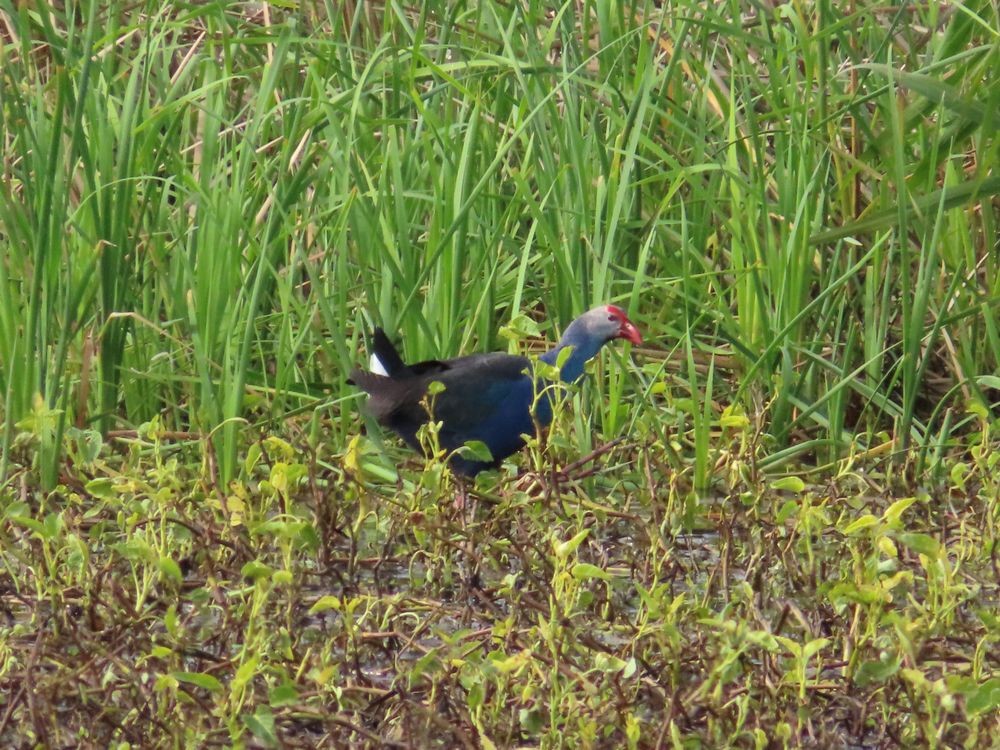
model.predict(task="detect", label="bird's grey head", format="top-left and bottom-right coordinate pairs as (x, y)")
top-left (570, 305), bottom-right (642, 345)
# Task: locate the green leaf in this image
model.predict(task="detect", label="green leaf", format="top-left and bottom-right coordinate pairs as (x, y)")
top-left (4, 502), bottom-right (29, 518)
top-left (488, 649), bottom-right (531, 674)
top-left (70, 428), bottom-right (103, 463)
top-left (85, 477), bottom-right (116, 499)
top-left (770, 476), bottom-right (805, 493)
top-left (297, 523), bottom-right (321, 552)
top-left (15, 395), bottom-right (62, 441)
top-left (854, 656), bottom-right (900, 686)
top-left (272, 569), bottom-right (293, 586)
top-left (966, 678), bottom-right (1000, 716)
top-left (519, 708), bottom-right (544, 735)
top-left (8, 514), bottom-right (45, 535)
top-left (555, 344), bottom-right (575, 370)
top-left (553, 529), bottom-right (590, 558)
top-left (466, 680), bottom-right (485, 710)
top-left (950, 462), bottom-right (970, 489)
top-left (776, 500), bottom-right (798, 523)
top-left (967, 400), bottom-right (989, 420)
top-left (263, 436), bottom-right (296, 460)
top-left (841, 513), bottom-right (879, 535)
top-left (269, 682), bottom-right (299, 706)
top-left (571, 563), bottom-right (612, 582)
top-left (593, 653), bottom-right (628, 672)
top-left (233, 656), bottom-right (259, 693)
top-left (42, 512), bottom-right (62, 540)
top-left (457, 440), bottom-right (493, 463)
top-left (881, 497), bottom-right (915, 526)
top-left (897, 533), bottom-right (942, 559)
top-left (622, 657), bottom-right (637, 679)
top-left (241, 561), bottom-right (275, 581)
top-left (499, 313), bottom-right (542, 340)
top-left (901, 668), bottom-right (929, 689)
top-left (535, 358), bottom-right (562, 381)
top-left (309, 596), bottom-right (341, 613)
top-left (158, 556), bottom-right (183, 586)
top-left (775, 635), bottom-right (802, 656)
top-left (827, 581), bottom-right (888, 606)
top-left (803, 637), bottom-right (830, 660)
top-left (172, 671), bottom-right (223, 692)
top-left (244, 443), bottom-right (263, 475)
top-left (719, 406), bottom-right (749, 429)
top-left (243, 706), bottom-right (278, 748)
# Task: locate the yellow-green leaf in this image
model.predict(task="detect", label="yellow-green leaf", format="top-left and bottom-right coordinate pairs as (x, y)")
top-left (841, 514), bottom-right (880, 535)
top-left (172, 671), bottom-right (223, 692)
top-left (571, 562), bottom-right (612, 582)
top-left (770, 476), bottom-right (805, 493)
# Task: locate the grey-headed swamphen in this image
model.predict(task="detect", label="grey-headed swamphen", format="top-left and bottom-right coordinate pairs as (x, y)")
top-left (349, 305), bottom-right (641, 476)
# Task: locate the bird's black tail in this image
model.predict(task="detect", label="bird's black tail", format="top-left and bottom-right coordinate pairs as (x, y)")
top-left (370, 328), bottom-right (407, 377)
top-left (347, 327), bottom-right (449, 386)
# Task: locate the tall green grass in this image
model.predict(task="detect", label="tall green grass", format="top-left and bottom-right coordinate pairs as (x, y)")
top-left (0, 0), bottom-right (996, 489)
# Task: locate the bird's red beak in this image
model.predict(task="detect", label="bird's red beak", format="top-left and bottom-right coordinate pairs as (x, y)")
top-left (606, 305), bottom-right (642, 345)
top-left (618, 317), bottom-right (642, 345)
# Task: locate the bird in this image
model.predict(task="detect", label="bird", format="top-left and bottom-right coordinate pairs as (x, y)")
top-left (348, 305), bottom-right (641, 477)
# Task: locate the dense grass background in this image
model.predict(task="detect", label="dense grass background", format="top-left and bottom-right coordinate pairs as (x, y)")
top-left (1, 0), bottom-right (996, 485)
top-left (1, 0), bottom-right (998, 746)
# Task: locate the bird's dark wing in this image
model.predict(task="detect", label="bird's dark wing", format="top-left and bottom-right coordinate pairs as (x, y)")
top-left (417, 353), bottom-right (533, 430)
top-left (351, 352), bottom-right (533, 436)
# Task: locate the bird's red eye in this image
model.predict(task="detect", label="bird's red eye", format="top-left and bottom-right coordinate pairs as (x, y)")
top-left (608, 314), bottom-right (616, 322)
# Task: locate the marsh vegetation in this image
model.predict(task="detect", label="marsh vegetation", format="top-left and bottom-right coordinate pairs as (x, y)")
top-left (1, 0), bottom-right (998, 746)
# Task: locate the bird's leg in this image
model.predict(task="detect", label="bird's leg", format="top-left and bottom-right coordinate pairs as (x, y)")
top-left (451, 477), bottom-right (484, 596)
top-left (453, 477), bottom-right (469, 511)
top-left (452, 476), bottom-right (480, 523)
top-left (458, 482), bottom-right (480, 526)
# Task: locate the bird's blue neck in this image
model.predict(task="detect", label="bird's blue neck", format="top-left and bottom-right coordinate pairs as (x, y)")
top-left (539, 325), bottom-right (605, 383)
